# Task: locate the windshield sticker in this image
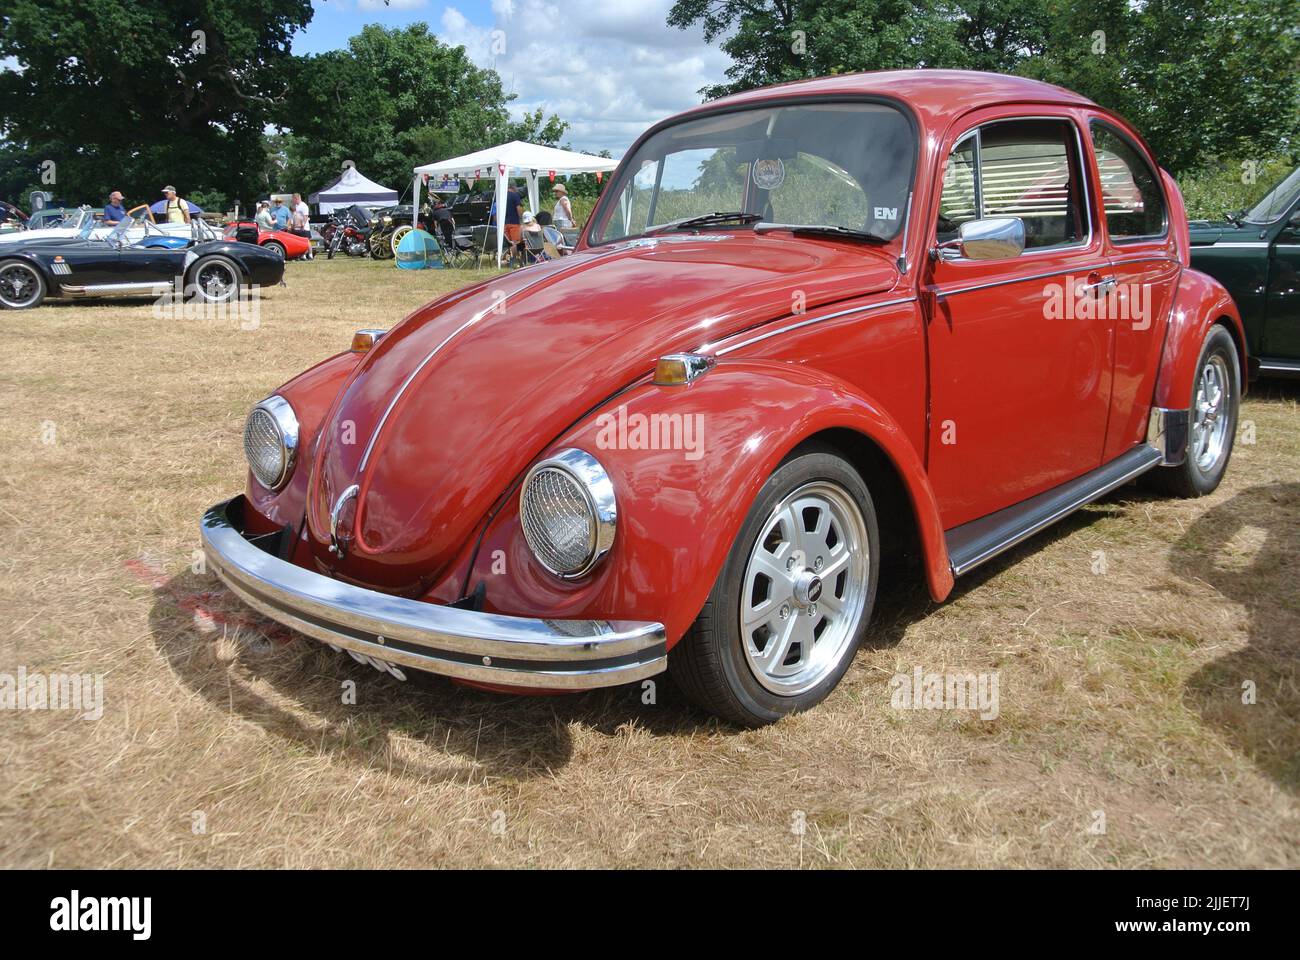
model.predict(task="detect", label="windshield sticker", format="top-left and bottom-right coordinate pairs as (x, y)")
top-left (752, 158), bottom-right (786, 191)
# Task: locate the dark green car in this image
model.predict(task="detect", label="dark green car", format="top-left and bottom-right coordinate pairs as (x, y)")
top-left (1189, 165), bottom-right (1300, 377)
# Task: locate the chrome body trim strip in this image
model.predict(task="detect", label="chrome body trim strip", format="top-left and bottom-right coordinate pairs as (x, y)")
top-left (59, 281), bottom-right (174, 296)
top-left (709, 296), bottom-right (918, 356)
top-left (945, 445), bottom-right (1163, 577)
top-left (1147, 406), bottom-right (1190, 465)
top-left (202, 497), bottom-right (667, 689)
top-left (1258, 360), bottom-right (1300, 378)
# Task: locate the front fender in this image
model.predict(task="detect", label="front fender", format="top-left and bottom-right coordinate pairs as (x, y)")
top-left (244, 350), bottom-right (362, 531)
top-left (1154, 268), bottom-right (1247, 411)
top-left (456, 359), bottom-right (952, 646)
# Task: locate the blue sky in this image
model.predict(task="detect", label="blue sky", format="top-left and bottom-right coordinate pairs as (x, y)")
top-left (289, 0), bottom-right (730, 157)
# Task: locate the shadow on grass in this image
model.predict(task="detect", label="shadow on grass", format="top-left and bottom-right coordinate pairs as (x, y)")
top-left (1170, 481), bottom-right (1300, 794)
top-left (146, 478), bottom-right (1171, 778)
top-left (147, 568), bottom-right (716, 783)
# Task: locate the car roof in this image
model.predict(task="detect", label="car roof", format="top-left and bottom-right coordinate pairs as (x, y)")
top-left (693, 69), bottom-right (1098, 127)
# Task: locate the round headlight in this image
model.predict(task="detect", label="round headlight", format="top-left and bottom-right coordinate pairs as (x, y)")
top-left (243, 395), bottom-right (299, 491)
top-left (519, 449), bottom-right (616, 578)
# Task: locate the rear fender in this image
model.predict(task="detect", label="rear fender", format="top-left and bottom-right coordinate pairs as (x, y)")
top-left (1154, 269), bottom-right (1247, 410)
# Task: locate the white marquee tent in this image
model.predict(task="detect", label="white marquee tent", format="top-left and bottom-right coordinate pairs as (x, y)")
top-left (413, 141), bottom-right (618, 263)
top-left (310, 166), bottom-right (399, 213)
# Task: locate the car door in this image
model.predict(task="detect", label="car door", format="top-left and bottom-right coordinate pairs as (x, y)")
top-left (115, 239), bottom-right (185, 288)
top-left (1263, 202), bottom-right (1300, 363)
top-left (924, 110), bottom-right (1113, 529)
top-left (1085, 119), bottom-right (1182, 461)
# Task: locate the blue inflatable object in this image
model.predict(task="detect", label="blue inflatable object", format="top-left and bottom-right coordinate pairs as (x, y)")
top-left (396, 228), bottom-right (442, 269)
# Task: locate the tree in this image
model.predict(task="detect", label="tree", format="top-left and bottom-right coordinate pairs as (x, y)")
top-left (0, 0), bottom-right (312, 209)
top-left (668, 0), bottom-right (1299, 173)
top-left (277, 24), bottom-right (568, 200)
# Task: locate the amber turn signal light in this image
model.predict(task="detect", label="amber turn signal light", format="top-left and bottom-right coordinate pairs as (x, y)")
top-left (351, 329), bottom-right (387, 353)
top-left (653, 353), bottom-right (714, 386)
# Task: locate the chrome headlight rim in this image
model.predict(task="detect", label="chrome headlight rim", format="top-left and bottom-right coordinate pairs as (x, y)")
top-left (519, 448), bottom-right (617, 580)
top-left (244, 394), bottom-right (300, 491)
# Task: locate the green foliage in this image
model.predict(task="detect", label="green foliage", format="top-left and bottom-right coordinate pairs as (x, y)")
top-left (278, 24), bottom-right (568, 201)
top-left (0, 0), bottom-right (312, 206)
top-left (668, 0), bottom-right (1300, 174)
top-left (1178, 155), bottom-right (1299, 222)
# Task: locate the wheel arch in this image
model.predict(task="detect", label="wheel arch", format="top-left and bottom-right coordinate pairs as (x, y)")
top-left (1154, 269), bottom-right (1248, 409)
top-left (453, 359), bottom-right (955, 647)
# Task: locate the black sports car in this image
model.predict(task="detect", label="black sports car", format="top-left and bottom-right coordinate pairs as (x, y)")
top-left (0, 214), bottom-right (285, 310)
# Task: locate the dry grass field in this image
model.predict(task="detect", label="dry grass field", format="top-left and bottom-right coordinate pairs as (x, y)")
top-left (0, 255), bottom-right (1296, 868)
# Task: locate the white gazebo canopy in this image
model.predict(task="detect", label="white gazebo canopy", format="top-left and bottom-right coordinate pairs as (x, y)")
top-left (413, 140), bottom-right (618, 263)
top-left (310, 166), bottom-right (399, 214)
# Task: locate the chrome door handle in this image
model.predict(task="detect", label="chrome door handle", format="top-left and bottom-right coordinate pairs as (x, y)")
top-left (1078, 276), bottom-right (1117, 297)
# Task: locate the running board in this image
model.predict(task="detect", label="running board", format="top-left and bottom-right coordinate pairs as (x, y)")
top-left (1258, 359), bottom-right (1300, 379)
top-left (945, 445), bottom-right (1163, 577)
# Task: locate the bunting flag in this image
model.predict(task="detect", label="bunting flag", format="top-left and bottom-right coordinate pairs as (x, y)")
top-left (498, 164), bottom-right (506, 177)
top-left (596, 171), bottom-right (603, 183)
top-left (548, 170), bottom-right (555, 182)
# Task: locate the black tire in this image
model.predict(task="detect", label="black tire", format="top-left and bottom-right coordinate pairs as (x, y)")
top-left (188, 255), bottom-right (242, 304)
top-left (0, 260), bottom-right (46, 309)
top-left (263, 240), bottom-right (286, 260)
top-left (669, 445), bottom-right (880, 727)
top-left (1146, 324), bottom-right (1240, 498)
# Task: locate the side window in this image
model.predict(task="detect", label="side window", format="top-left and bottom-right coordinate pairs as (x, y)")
top-left (937, 136), bottom-right (977, 242)
top-left (1091, 122), bottom-right (1166, 241)
top-left (936, 119), bottom-right (1088, 252)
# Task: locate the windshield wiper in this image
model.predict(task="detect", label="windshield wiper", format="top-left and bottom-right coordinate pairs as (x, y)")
top-left (754, 222), bottom-right (890, 243)
top-left (644, 212), bottom-right (762, 234)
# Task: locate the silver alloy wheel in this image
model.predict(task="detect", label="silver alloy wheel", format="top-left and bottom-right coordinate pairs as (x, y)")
top-left (1192, 354), bottom-right (1230, 471)
top-left (739, 480), bottom-right (870, 695)
top-left (195, 259), bottom-right (238, 303)
top-left (0, 262), bottom-right (42, 308)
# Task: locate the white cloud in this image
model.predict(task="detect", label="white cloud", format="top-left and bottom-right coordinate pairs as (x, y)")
top-left (438, 0), bottom-right (728, 158)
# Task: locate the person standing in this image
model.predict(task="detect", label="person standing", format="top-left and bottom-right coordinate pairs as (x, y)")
top-left (502, 183), bottom-right (523, 265)
top-left (291, 192), bottom-right (314, 260)
top-left (160, 185), bottom-right (191, 224)
top-left (254, 200), bottom-right (274, 230)
top-left (102, 191), bottom-right (128, 225)
top-left (551, 183), bottom-right (574, 228)
top-left (271, 197), bottom-right (290, 230)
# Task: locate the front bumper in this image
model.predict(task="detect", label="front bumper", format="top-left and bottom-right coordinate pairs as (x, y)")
top-left (201, 497), bottom-right (668, 690)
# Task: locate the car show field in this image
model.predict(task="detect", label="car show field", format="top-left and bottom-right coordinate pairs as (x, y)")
top-left (1, 254), bottom-right (1295, 869)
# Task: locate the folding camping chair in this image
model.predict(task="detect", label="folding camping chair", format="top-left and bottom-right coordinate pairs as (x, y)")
top-left (435, 217), bottom-right (476, 268)
top-left (469, 224), bottom-right (500, 269)
top-left (522, 227), bottom-right (548, 264)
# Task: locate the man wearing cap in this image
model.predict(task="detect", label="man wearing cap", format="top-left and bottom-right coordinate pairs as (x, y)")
top-left (271, 197), bottom-right (290, 231)
top-left (102, 191), bottom-right (128, 226)
top-left (160, 185), bottom-right (191, 224)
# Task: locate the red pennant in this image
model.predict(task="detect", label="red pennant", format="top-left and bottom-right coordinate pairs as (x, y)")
top-left (498, 164), bottom-right (506, 177)
top-left (548, 170), bottom-right (555, 182)
top-left (596, 171), bottom-right (603, 183)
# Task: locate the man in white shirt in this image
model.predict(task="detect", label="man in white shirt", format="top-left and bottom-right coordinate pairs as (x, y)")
top-left (291, 193), bottom-right (314, 259)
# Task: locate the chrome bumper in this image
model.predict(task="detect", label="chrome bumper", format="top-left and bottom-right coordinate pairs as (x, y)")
top-left (200, 497), bottom-right (668, 690)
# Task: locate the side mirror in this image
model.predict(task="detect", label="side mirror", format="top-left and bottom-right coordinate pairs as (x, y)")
top-left (956, 216), bottom-right (1025, 260)
top-left (1289, 209), bottom-right (1300, 227)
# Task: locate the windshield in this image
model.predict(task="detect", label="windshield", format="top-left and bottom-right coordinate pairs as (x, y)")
top-left (1244, 166), bottom-right (1300, 224)
top-left (591, 101), bottom-right (915, 244)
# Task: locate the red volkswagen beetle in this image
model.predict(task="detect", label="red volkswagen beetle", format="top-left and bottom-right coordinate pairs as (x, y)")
top-left (203, 71), bottom-right (1245, 726)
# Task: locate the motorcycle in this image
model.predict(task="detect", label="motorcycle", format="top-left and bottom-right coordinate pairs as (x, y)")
top-left (320, 212), bottom-right (370, 259)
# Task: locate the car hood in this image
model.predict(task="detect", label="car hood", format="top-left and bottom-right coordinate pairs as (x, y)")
top-left (1187, 220), bottom-right (1260, 246)
top-left (305, 232), bottom-right (901, 590)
